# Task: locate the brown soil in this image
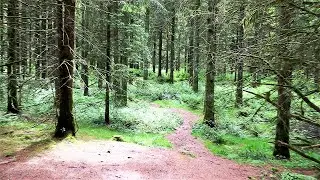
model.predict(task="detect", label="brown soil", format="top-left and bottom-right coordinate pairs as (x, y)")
top-left (0, 107), bottom-right (262, 180)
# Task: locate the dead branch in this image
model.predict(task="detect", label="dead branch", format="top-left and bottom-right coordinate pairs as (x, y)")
top-left (277, 141), bottom-right (320, 164)
top-left (302, 144), bottom-right (320, 150)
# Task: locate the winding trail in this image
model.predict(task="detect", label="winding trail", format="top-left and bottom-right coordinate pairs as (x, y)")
top-left (0, 107), bottom-right (261, 180)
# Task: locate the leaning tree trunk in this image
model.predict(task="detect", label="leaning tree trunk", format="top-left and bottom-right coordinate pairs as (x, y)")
top-left (273, 0), bottom-right (294, 159)
top-left (7, 0), bottom-right (20, 114)
top-left (54, 0), bottom-right (76, 138)
top-left (204, 0), bottom-right (218, 128)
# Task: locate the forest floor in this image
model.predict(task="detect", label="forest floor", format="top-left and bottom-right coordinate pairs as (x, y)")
top-left (0, 106), bottom-right (266, 180)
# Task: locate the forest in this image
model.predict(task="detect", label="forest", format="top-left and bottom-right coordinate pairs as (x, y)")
top-left (0, 0), bottom-right (319, 179)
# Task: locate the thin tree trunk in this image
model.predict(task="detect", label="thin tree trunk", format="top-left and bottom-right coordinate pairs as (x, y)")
top-left (273, 0), bottom-right (294, 159)
top-left (176, 30), bottom-right (181, 71)
top-left (81, 5), bottom-right (89, 96)
top-left (54, 0), bottom-right (76, 138)
top-left (158, 28), bottom-right (163, 77)
top-left (143, 7), bottom-right (150, 80)
top-left (152, 36), bottom-right (156, 73)
top-left (7, 0), bottom-right (20, 114)
top-left (169, 6), bottom-right (175, 84)
top-left (166, 28), bottom-right (169, 75)
top-left (204, 0), bottom-right (218, 127)
top-left (188, 18), bottom-right (194, 86)
top-left (193, 0), bottom-right (201, 92)
top-left (0, 0), bottom-right (4, 73)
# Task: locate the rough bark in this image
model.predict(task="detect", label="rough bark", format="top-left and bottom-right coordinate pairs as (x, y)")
top-left (273, 0), bottom-right (294, 159)
top-left (235, 1), bottom-right (245, 108)
top-left (152, 37), bottom-right (156, 73)
top-left (113, 0), bottom-right (121, 107)
top-left (7, 0), bottom-right (20, 114)
top-left (204, 0), bottom-right (218, 127)
top-left (54, 0), bottom-right (76, 138)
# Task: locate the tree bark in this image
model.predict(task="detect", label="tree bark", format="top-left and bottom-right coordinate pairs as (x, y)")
top-left (81, 5), bottom-right (89, 96)
top-left (273, 0), bottom-right (294, 159)
top-left (105, 3), bottom-right (112, 125)
top-left (235, 1), bottom-right (245, 108)
top-left (188, 18), bottom-right (194, 86)
top-left (204, 0), bottom-right (218, 127)
top-left (152, 36), bottom-right (156, 73)
top-left (54, 0), bottom-right (76, 138)
top-left (7, 0), bottom-right (20, 114)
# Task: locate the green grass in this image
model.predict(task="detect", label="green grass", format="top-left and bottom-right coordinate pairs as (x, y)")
top-left (192, 128), bottom-right (320, 168)
top-left (0, 114), bottom-right (55, 158)
top-left (78, 125), bottom-right (172, 147)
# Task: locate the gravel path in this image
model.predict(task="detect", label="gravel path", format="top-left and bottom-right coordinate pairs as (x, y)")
top-left (0, 107), bottom-right (261, 180)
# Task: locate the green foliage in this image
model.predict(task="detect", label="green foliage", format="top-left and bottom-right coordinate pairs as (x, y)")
top-left (281, 172), bottom-right (317, 180)
top-left (193, 122), bottom-right (226, 144)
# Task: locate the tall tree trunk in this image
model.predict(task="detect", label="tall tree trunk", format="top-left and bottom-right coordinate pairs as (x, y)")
top-left (0, 0), bottom-right (4, 73)
top-left (235, 1), bottom-right (245, 107)
top-left (169, 6), bottom-right (175, 84)
top-left (193, 0), bottom-right (201, 92)
top-left (41, 3), bottom-right (48, 79)
top-left (204, 0), bottom-right (218, 127)
top-left (119, 11), bottom-right (130, 107)
top-left (158, 28), bottom-right (163, 77)
top-left (188, 18), bottom-right (194, 86)
top-left (152, 36), bottom-right (156, 73)
top-left (315, 45), bottom-right (320, 90)
top-left (165, 28), bottom-right (169, 74)
top-left (105, 3), bottom-right (112, 125)
top-left (81, 6), bottom-right (89, 96)
top-left (143, 7), bottom-right (150, 80)
top-left (113, 0), bottom-right (121, 107)
top-left (54, 0), bottom-right (76, 138)
top-left (176, 31), bottom-right (181, 71)
top-left (7, 0), bottom-right (20, 114)
top-left (273, 0), bottom-right (294, 159)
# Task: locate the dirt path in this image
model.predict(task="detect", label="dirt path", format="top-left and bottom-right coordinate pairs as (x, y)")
top-left (0, 107), bottom-right (261, 180)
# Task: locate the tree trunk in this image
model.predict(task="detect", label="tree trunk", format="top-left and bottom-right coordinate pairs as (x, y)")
top-left (188, 18), bottom-right (194, 86)
top-left (105, 3), bottom-right (112, 125)
top-left (7, 0), bottom-right (20, 114)
top-left (152, 36), bottom-right (156, 73)
top-left (143, 7), bottom-right (150, 80)
top-left (54, 0), bottom-right (76, 138)
top-left (235, 2), bottom-right (245, 108)
top-left (0, 0), bottom-right (3, 73)
top-left (176, 31), bottom-right (181, 71)
top-left (273, 0), bottom-right (294, 159)
top-left (158, 28), bottom-right (163, 77)
top-left (166, 28), bottom-right (169, 75)
top-left (193, 0), bottom-right (201, 92)
top-left (81, 6), bottom-right (89, 96)
top-left (113, 0), bottom-right (121, 107)
top-left (169, 6), bottom-right (175, 84)
top-left (204, 0), bottom-right (218, 128)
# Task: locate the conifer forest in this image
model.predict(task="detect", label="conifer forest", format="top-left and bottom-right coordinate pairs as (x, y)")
top-left (0, 0), bottom-right (320, 179)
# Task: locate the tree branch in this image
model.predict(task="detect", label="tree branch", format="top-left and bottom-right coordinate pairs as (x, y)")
top-left (277, 141), bottom-right (320, 164)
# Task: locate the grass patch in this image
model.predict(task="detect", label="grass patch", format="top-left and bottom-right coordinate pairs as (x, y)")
top-left (0, 113), bottom-right (55, 158)
top-left (77, 125), bottom-right (172, 147)
top-left (192, 123), bottom-right (320, 168)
